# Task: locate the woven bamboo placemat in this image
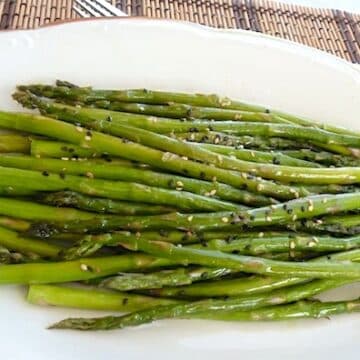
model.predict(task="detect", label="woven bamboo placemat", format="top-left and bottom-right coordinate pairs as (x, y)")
top-left (0, 0), bottom-right (359, 63)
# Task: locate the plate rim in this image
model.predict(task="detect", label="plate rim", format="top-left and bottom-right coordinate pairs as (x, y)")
top-left (1, 16), bottom-right (358, 74)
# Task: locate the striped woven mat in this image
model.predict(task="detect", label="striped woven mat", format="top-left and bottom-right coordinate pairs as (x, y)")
top-left (0, 0), bottom-right (359, 63)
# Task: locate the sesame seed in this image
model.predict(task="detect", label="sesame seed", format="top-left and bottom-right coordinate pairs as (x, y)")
top-left (265, 215), bottom-right (272, 222)
top-left (292, 214), bottom-right (298, 221)
top-left (275, 171), bottom-right (282, 176)
top-left (181, 156), bottom-right (188, 160)
top-left (312, 236), bottom-right (319, 243)
top-left (308, 241), bottom-right (316, 248)
top-left (80, 264), bottom-right (88, 271)
top-left (35, 154), bottom-right (41, 158)
top-left (135, 232), bottom-right (141, 238)
top-left (61, 157), bottom-right (69, 161)
top-left (212, 176), bottom-right (217, 182)
top-left (217, 154), bottom-right (223, 162)
top-left (204, 192), bottom-right (210, 197)
top-left (289, 241), bottom-right (296, 249)
top-left (85, 172), bottom-right (94, 179)
top-left (221, 217), bottom-right (229, 223)
top-left (308, 204), bottom-right (314, 212)
top-left (250, 151), bottom-right (255, 157)
top-left (214, 137), bottom-right (220, 144)
top-left (258, 232), bottom-right (264, 238)
top-left (270, 205), bottom-right (276, 210)
top-left (210, 189), bottom-right (217, 196)
top-left (187, 216), bottom-right (193, 222)
top-left (176, 181), bottom-right (184, 187)
top-left (76, 126), bottom-right (83, 132)
top-left (257, 184), bottom-right (264, 191)
top-left (235, 114), bottom-right (242, 120)
top-left (322, 198), bottom-right (328, 204)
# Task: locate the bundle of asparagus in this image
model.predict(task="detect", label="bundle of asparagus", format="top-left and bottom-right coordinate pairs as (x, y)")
top-left (0, 81), bottom-right (359, 331)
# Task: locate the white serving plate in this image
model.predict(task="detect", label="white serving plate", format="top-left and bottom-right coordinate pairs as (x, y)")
top-left (0, 18), bottom-right (359, 360)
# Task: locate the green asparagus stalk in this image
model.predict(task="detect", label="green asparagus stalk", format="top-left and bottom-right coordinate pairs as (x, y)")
top-left (284, 149), bottom-right (360, 167)
top-left (22, 83), bottom-right (360, 137)
top-left (89, 100), bottom-right (291, 123)
top-left (128, 248), bottom-right (360, 298)
top-left (0, 246), bottom-right (40, 264)
top-left (197, 143), bottom-right (318, 167)
top-left (31, 138), bottom-right (315, 168)
top-left (31, 139), bottom-right (104, 159)
top-left (0, 225), bottom-right (61, 257)
top-left (27, 284), bottom-right (182, 311)
top-left (0, 111), bottom-right (303, 199)
top-left (100, 267), bottom-right (232, 291)
top-left (301, 184), bottom-right (360, 195)
top-left (90, 235), bottom-right (360, 279)
top-left (15, 95), bottom-right (360, 185)
top-left (0, 134), bottom-right (30, 153)
top-left (178, 132), bottom-right (318, 149)
top-left (51, 248), bottom-right (360, 330)
top-left (0, 155), bottom-right (270, 206)
top-left (0, 217), bottom-right (32, 232)
top-left (0, 185), bottom-right (36, 197)
top-left (0, 197), bottom-right (93, 223)
top-left (49, 277), bottom-right (356, 330)
top-left (0, 166), bottom-right (239, 212)
top-left (44, 192), bottom-right (360, 234)
top-left (298, 214), bottom-right (360, 235)
top-left (193, 299), bottom-right (360, 321)
top-left (195, 233), bottom-right (360, 254)
top-left (0, 254), bottom-right (174, 285)
top-left (18, 94), bottom-right (360, 149)
top-left (39, 191), bottom-right (176, 215)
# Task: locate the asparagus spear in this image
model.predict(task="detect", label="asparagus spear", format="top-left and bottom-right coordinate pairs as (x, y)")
top-left (31, 139), bottom-right (104, 159)
top-left (21, 83), bottom-right (360, 137)
top-left (51, 247), bottom-right (360, 330)
top-left (0, 134), bottom-right (30, 153)
top-left (284, 149), bottom-right (360, 167)
top-left (0, 185), bottom-right (36, 197)
top-left (0, 217), bottom-right (31, 232)
top-left (39, 191), bottom-right (177, 215)
top-left (195, 233), bottom-right (360, 254)
top-left (18, 94), bottom-right (360, 149)
top-left (65, 229), bottom-right (360, 261)
top-left (88, 100), bottom-right (291, 123)
top-left (0, 155), bottom-right (269, 206)
top-left (148, 247), bottom-right (360, 299)
top-left (0, 246), bottom-right (40, 264)
top-left (27, 284), bottom-right (182, 311)
top-left (31, 138), bottom-right (315, 168)
top-left (43, 192), bottom-right (360, 234)
top-left (49, 277), bottom-right (356, 330)
top-left (0, 166), bottom-right (239, 212)
top-left (0, 225), bottom-right (61, 257)
top-left (298, 214), bottom-right (360, 235)
top-left (178, 132), bottom-right (318, 149)
top-left (0, 197), bottom-right (93, 223)
top-left (99, 267), bottom-right (232, 291)
top-left (88, 235), bottom-right (360, 279)
top-left (200, 144), bottom-right (319, 167)
top-left (194, 299), bottom-right (360, 322)
top-left (0, 111), bottom-right (303, 199)
top-left (0, 254), bottom-right (174, 285)
top-left (15, 95), bottom-right (360, 185)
